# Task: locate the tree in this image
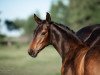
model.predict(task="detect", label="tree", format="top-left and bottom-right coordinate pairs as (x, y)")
top-left (13, 11), bottom-right (41, 35)
top-left (50, 0), bottom-right (69, 25)
top-left (24, 14), bottom-right (36, 34)
top-left (5, 20), bottom-right (20, 31)
top-left (50, 0), bottom-right (100, 30)
top-left (68, 0), bottom-right (100, 29)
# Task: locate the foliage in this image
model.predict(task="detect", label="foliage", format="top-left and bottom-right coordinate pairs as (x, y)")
top-left (25, 15), bottom-right (36, 34)
top-left (5, 20), bottom-right (20, 31)
top-left (14, 19), bottom-right (26, 29)
top-left (50, 0), bottom-right (70, 25)
top-left (69, 0), bottom-right (100, 27)
top-left (6, 0), bottom-right (100, 35)
top-left (50, 0), bottom-right (100, 30)
top-left (0, 34), bottom-right (6, 41)
top-left (13, 12), bottom-right (40, 35)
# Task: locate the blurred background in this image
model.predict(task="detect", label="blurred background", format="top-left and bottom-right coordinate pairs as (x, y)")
top-left (0, 0), bottom-right (100, 75)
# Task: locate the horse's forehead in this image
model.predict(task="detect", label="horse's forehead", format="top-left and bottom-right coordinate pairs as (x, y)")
top-left (36, 23), bottom-right (47, 32)
top-left (43, 24), bottom-right (48, 29)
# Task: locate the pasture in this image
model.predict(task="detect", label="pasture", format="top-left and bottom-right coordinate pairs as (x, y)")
top-left (0, 45), bottom-right (61, 75)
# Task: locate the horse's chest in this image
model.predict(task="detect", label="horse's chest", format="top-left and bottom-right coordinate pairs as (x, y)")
top-left (74, 48), bottom-right (89, 75)
top-left (61, 65), bottom-right (73, 75)
top-left (66, 67), bottom-right (73, 75)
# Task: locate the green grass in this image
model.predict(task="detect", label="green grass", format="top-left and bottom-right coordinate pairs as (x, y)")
top-left (0, 45), bottom-right (61, 75)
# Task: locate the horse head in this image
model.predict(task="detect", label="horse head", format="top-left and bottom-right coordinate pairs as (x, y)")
top-left (28, 13), bottom-right (51, 57)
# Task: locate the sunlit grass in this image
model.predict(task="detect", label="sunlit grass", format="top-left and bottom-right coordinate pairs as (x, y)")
top-left (0, 45), bottom-right (61, 75)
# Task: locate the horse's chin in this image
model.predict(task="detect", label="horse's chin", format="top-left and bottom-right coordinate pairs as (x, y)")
top-left (32, 48), bottom-right (43, 58)
top-left (28, 47), bottom-right (45, 58)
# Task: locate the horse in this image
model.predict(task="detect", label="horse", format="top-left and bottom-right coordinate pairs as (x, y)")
top-left (47, 22), bottom-right (100, 47)
top-left (55, 24), bottom-right (100, 47)
top-left (76, 24), bottom-right (100, 42)
top-left (28, 13), bottom-right (100, 75)
top-left (84, 27), bottom-right (100, 47)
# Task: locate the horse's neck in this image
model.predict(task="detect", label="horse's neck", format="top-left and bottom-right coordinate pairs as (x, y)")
top-left (50, 24), bottom-right (83, 60)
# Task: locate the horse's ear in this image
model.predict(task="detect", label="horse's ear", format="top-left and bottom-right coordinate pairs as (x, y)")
top-left (46, 12), bottom-right (51, 22)
top-left (34, 14), bottom-right (42, 24)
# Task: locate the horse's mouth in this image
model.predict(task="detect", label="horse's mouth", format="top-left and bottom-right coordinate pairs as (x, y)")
top-left (28, 49), bottom-right (39, 58)
top-left (30, 53), bottom-right (37, 58)
top-left (28, 46), bottom-right (45, 58)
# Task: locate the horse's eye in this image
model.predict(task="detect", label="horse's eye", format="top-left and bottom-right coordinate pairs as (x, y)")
top-left (41, 32), bottom-right (46, 35)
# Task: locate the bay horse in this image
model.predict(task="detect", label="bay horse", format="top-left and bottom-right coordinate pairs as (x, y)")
top-left (28, 13), bottom-right (100, 75)
top-left (49, 22), bottom-right (100, 46)
top-left (76, 24), bottom-right (100, 42)
top-left (85, 27), bottom-right (100, 47)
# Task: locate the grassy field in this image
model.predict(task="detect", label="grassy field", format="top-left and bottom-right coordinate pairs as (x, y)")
top-left (0, 45), bottom-right (61, 75)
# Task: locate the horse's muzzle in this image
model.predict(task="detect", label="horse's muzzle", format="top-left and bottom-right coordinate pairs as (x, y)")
top-left (28, 49), bottom-right (37, 58)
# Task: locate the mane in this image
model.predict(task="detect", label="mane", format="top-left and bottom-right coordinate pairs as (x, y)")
top-left (85, 27), bottom-right (100, 46)
top-left (50, 21), bottom-right (83, 46)
top-left (52, 22), bottom-right (75, 34)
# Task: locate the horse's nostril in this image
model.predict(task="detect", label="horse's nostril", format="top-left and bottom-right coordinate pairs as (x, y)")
top-left (28, 49), bottom-right (37, 57)
top-left (28, 49), bottom-right (33, 55)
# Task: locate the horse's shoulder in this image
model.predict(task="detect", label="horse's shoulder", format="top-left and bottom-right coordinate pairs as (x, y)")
top-left (84, 45), bottom-right (100, 75)
top-left (74, 46), bottom-right (89, 75)
top-left (85, 46), bottom-right (100, 61)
